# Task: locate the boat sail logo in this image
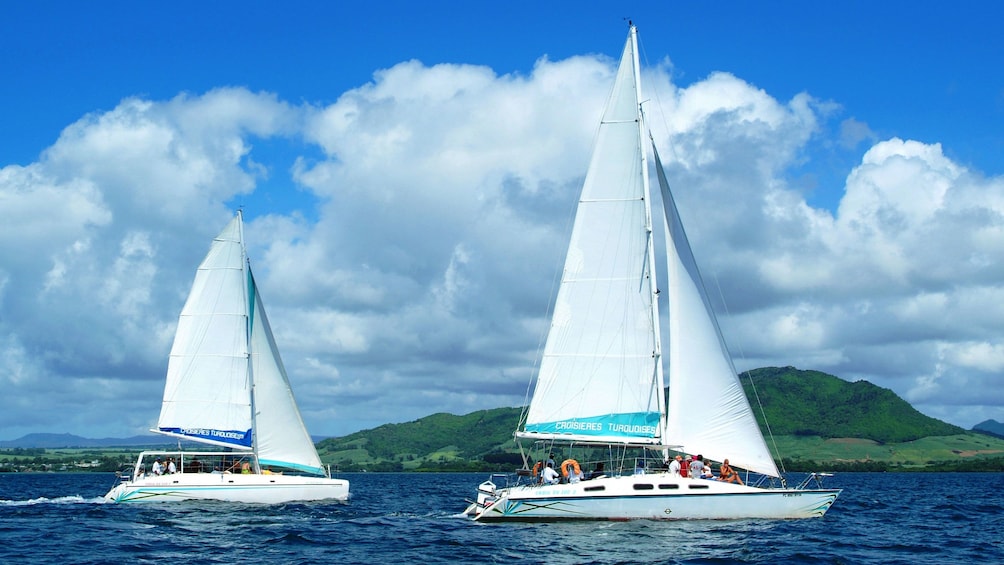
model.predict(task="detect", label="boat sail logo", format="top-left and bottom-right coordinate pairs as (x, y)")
top-left (526, 413), bottom-right (659, 438)
top-left (161, 427), bottom-right (252, 447)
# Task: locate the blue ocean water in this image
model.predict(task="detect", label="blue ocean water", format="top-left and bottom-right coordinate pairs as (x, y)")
top-left (1, 472), bottom-right (1001, 564)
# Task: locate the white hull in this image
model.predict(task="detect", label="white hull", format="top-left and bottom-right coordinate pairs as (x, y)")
top-left (470, 474), bottom-right (839, 521)
top-left (105, 473), bottom-right (350, 504)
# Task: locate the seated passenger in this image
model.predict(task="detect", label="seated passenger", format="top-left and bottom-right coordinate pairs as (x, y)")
top-left (541, 462), bottom-right (560, 485)
top-left (718, 459), bottom-right (743, 485)
top-left (588, 462), bottom-right (606, 480)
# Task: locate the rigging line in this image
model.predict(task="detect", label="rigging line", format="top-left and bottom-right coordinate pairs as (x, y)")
top-left (635, 26), bottom-right (678, 174)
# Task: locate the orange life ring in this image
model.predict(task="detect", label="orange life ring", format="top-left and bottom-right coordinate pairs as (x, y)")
top-left (532, 461), bottom-right (543, 477)
top-left (560, 459), bottom-right (581, 478)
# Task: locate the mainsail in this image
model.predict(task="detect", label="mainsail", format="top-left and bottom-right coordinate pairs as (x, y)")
top-left (157, 215), bottom-right (253, 450)
top-left (155, 211), bottom-right (325, 475)
top-left (520, 26), bottom-right (665, 445)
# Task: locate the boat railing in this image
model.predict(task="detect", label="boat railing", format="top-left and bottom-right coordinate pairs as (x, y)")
top-left (114, 464), bottom-right (135, 481)
top-left (795, 472), bottom-right (833, 490)
top-left (128, 450), bottom-right (261, 476)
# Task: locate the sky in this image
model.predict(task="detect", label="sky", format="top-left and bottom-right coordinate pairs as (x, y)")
top-left (1, 1), bottom-right (1003, 441)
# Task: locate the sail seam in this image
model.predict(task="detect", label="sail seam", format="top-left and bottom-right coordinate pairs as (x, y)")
top-left (579, 197), bottom-right (643, 203)
top-left (542, 353), bottom-right (656, 358)
top-left (563, 276), bottom-right (648, 282)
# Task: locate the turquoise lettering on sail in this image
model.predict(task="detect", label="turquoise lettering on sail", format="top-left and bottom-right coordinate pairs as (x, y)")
top-left (524, 412), bottom-right (660, 438)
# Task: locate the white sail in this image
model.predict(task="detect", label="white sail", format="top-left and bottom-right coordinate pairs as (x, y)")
top-left (157, 215), bottom-right (253, 450)
top-left (653, 147), bottom-right (781, 477)
top-left (521, 26), bottom-right (665, 445)
top-left (247, 272), bottom-right (326, 475)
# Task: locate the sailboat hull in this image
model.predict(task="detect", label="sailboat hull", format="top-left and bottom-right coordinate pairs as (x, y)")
top-left (470, 474), bottom-right (839, 521)
top-left (105, 473), bottom-right (350, 504)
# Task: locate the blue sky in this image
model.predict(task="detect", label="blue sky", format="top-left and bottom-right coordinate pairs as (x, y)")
top-left (1, 1), bottom-right (1002, 441)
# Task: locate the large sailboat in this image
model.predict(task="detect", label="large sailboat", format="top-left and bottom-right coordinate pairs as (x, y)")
top-left (105, 211), bottom-right (349, 503)
top-left (465, 25), bottom-right (839, 521)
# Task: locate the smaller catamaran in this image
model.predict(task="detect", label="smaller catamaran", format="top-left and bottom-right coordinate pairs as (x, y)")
top-left (105, 211), bottom-right (349, 503)
top-left (465, 24), bottom-right (839, 521)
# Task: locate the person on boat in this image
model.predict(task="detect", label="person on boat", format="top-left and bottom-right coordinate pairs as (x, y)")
top-left (531, 460), bottom-right (544, 484)
top-left (541, 462), bottom-right (560, 485)
top-left (689, 455), bottom-right (704, 478)
top-left (701, 464), bottom-right (715, 479)
top-left (718, 459), bottom-right (743, 485)
top-left (151, 458), bottom-right (164, 476)
top-left (679, 456), bottom-right (689, 478)
top-left (546, 453), bottom-right (556, 469)
top-left (167, 458), bottom-right (177, 474)
top-left (588, 462), bottom-right (606, 480)
top-left (561, 459), bottom-right (583, 483)
top-left (634, 459), bottom-right (645, 475)
top-left (669, 455), bottom-right (682, 476)
top-left (241, 461), bottom-right (252, 474)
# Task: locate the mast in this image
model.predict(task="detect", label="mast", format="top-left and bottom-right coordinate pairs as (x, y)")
top-left (629, 25), bottom-right (667, 444)
top-left (238, 210), bottom-right (262, 472)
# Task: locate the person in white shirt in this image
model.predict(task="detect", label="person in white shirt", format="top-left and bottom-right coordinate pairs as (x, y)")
top-left (669, 455), bottom-right (682, 475)
top-left (541, 462), bottom-right (560, 485)
top-left (151, 458), bottom-right (164, 476)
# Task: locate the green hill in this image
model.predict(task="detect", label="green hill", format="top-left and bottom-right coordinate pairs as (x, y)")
top-left (741, 366), bottom-right (965, 442)
top-left (317, 407), bottom-right (522, 472)
top-left (316, 367), bottom-right (1003, 472)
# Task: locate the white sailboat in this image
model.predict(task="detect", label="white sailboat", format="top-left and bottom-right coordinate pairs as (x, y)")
top-left (105, 211), bottom-right (349, 503)
top-left (466, 25), bottom-right (839, 521)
